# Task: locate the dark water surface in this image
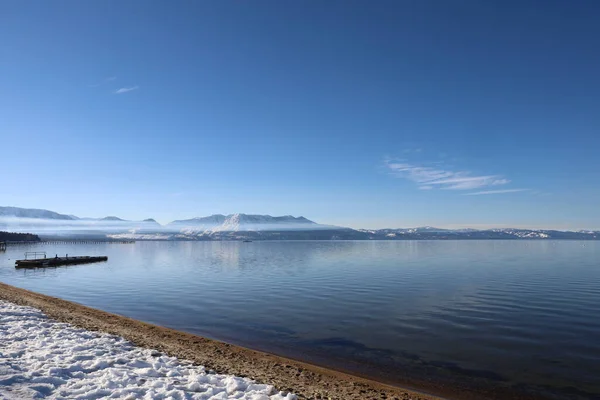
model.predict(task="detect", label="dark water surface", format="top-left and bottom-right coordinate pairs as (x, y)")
top-left (1, 241), bottom-right (599, 399)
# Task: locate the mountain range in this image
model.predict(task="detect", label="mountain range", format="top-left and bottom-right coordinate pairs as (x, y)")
top-left (0, 206), bottom-right (76, 220)
top-left (0, 206), bottom-right (598, 241)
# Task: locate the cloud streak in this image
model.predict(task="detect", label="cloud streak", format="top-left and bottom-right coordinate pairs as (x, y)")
top-left (463, 189), bottom-right (529, 195)
top-left (385, 161), bottom-right (511, 190)
top-left (114, 86), bottom-right (139, 94)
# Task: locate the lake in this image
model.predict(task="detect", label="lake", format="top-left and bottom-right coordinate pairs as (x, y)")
top-left (1, 240), bottom-right (599, 399)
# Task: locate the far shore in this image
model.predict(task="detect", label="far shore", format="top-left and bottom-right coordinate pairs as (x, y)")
top-left (0, 282), bottom-right (547, 400)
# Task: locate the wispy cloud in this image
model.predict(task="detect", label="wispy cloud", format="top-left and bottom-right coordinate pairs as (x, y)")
top-left (385, 161), bottom-right (511, 190)
top-left (463, 189), bottom-right (529, 196)
top-left (114, 86), bottom-right (139, 94)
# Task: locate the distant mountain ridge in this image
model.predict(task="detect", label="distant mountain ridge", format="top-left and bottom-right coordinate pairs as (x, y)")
top-left (101, 216), bottom-right (126, 221)
top-left (0, 207), bottom-right (156, 224)
top-left (0, 206), bottom-right (598, 240)
top-left (0, 206), bottom-right (76, 220)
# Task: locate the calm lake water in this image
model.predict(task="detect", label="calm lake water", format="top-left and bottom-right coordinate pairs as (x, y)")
top-left (1, 241), bottom-right (599, 399)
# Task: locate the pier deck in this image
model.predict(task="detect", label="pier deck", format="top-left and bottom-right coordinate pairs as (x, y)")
top-left (15, 256), bottom-right (108, 269)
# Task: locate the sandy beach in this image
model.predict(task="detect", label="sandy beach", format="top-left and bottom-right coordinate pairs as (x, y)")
top-left (1, 300), bottom-right (297, 399)
top-left (0, 282), bottom-right (445, 400)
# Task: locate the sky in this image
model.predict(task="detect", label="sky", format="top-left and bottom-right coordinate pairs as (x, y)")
top-left (1, 1), bottom-right (599, 230)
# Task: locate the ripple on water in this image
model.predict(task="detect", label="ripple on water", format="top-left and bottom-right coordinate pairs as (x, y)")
top-left (1, 240), bottom-right (600, 399)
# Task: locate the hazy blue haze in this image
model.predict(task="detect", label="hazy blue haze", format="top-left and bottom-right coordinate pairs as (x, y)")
top-left (1, 1), bottom-right (599, 228)
top-left (1, 241), bottom-right (599, 399)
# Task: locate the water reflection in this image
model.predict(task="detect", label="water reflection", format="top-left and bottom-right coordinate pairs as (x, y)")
top-left (1, 240), bottom-right (599, 399)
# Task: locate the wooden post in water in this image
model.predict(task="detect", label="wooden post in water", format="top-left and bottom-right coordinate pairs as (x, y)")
top-left (0, 241), bottom-right (6, 251)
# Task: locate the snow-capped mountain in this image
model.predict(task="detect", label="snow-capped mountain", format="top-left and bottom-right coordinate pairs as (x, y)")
top-left (214, 214), bottom-right (315, 231)
top-left (110, 214), bottom-right (351, 241)
top-left (168, 213), bottom-right (317, 233)
top-left (169, 214), bottom-right (228, 231)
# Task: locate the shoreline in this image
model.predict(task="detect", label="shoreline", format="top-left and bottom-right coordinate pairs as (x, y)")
top-left (0, 282), bottom-right (558, 400)
top-left (0, 282), bottom-right (447, 400)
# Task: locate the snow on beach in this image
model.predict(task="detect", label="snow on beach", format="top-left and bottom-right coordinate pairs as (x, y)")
top-left (0, 301), bottom-right (297, 400)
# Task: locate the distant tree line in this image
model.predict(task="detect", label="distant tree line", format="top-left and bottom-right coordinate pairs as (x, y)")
top-left (0, 231), bottom-right (41, 242)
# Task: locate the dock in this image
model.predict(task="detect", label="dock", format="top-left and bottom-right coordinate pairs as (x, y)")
top-left (15, 252), bottom-right (108, 269)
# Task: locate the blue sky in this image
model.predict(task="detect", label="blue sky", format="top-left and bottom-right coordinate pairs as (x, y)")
top-left (1, 1), bottom-right (599, 229)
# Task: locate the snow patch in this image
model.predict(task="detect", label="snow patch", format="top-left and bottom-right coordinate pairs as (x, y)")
top-left (0, 301), bottom-right (297, 400)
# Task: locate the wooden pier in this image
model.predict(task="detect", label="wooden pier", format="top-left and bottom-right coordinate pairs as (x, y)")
top-left (15, 253), bottom-right (108, 269)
